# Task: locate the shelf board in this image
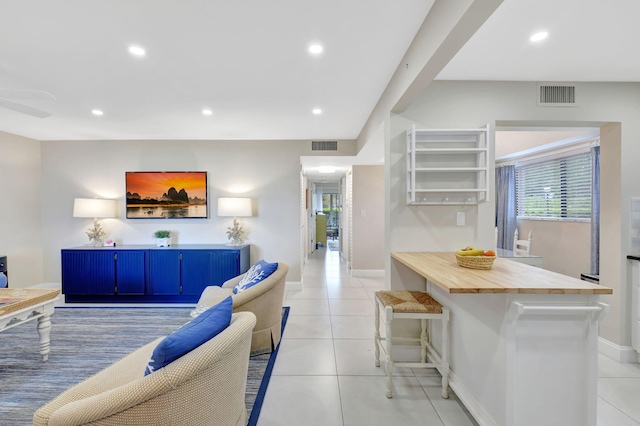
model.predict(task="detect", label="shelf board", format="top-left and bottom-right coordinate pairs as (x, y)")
top-left (411, 148), bottom-right (487, 153)
top-left (411, 167), bottom-right (486, 172)
top-left (412, 128), bottom-right (487, 133)
top-left (407, 201), bottom-right (479, 206)
top-left (410, 189), bottom-right (487, 193)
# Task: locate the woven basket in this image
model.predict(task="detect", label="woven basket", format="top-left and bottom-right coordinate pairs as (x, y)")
top-left (455, 253), bottom-right (496, 270)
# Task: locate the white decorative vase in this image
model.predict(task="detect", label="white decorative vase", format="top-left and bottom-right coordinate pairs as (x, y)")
top-left (156, 237), bottom-right (172, 247)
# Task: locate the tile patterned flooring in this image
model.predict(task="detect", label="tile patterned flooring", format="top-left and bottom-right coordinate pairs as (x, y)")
top-left (257, 247), bottom-right (640, 426)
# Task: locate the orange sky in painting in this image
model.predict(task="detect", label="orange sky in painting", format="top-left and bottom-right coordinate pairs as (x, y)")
top-left (126, 172), bottom-right (207, 199)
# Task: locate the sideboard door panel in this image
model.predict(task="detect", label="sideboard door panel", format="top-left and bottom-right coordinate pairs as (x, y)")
top-left (181, 250), bottom-right (213, 296)
top-left (62, 251), bottom-right (115, 295)
top-left (116, 250), bottom-right (147, 295)
top-left (149, 250), bottom-right (181, 295)
top-left (210, 250), bottom-right (241, 287)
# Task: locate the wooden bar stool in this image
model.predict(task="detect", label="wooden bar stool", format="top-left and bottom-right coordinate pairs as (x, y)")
top-left (374, 290), bottom-right (450, 399)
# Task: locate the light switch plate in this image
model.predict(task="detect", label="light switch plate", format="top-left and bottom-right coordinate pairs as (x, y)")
top-left (456, 212), bottom-right (465, 227)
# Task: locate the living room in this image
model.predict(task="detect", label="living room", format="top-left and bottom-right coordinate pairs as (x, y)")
top-left (2, 1), bottom-right (640, 425)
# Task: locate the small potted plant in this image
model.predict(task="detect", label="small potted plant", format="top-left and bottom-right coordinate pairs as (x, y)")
top-left (154, 230), bottom-right (172, 247)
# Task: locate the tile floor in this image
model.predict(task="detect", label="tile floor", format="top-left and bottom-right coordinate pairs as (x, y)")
top-left (257, 246), bottom-right (640, 426)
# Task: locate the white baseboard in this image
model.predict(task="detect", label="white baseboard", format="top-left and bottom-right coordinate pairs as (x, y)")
top-left (388, 345), bottom-right (496, 426)
top-left (27, 282), bottom-right (61, 289)
top-left (351, 269), bottom-right (384, 277)
top-left (449, 371), bottom-right (497, 426)
top-left (286, 281), bottom-right (303, 292)
top-left (599, 337), bottom-right (638, 363)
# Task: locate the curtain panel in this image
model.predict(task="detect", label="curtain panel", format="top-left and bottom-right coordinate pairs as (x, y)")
top-left (495, 164), bottom-right (516, 250)
top-left (590, 146), bottom-right (600, 274)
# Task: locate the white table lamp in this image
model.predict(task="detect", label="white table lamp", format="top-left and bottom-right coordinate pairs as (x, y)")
top-left (73, 198), bottom-right (117, 246)
top-left (217, 197), bottom-right (252, 245)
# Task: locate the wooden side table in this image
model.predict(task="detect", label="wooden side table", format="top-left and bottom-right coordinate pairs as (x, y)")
top-left (0, 288), bottom-right (60, 361)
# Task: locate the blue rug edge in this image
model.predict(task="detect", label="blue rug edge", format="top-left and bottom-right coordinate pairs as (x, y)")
top-left (247, 306), bottom-right (290, 426)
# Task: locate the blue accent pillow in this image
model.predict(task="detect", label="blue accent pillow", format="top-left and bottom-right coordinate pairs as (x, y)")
top-left (144, 296), bottom-right (232, 376)
top-left (233, 260), bottom-right (278, 294)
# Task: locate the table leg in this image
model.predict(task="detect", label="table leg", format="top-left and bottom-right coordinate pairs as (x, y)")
top-left (37, 314), bottom-right (52, 361)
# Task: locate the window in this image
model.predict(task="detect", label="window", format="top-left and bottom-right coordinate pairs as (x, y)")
top-left (515, 152), bottom-right (591, 220)
top-left (322, 193), bottom-right (340, 230)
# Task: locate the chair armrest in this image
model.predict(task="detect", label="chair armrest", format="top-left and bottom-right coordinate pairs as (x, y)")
top-left (222, 273), bottom-right (245, 289)
top-left (232, 264), bottom-right (288, 308)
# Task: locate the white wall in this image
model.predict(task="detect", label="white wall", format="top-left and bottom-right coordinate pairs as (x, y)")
top-left (39, 139), bottom-right (303, 285)
top-left (0, 131), bottom-right (43, 287)
top-left (388, 80), bottom-right (640, 347)
top-left (518, 219), bottom-right (590, 279)
top-left (352, 165), bottom-right (384, 272)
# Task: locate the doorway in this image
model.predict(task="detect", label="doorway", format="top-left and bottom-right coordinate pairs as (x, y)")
top-left (323, 192), bottom-right (340, 251)
top-left (495, 127), bottom-right (600, 280)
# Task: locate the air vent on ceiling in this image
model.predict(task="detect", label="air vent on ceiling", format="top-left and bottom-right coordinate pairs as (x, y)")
top-left (537, 83), bottom-right (577, 107)
top-left (312, 140), bottom-right (338, 151)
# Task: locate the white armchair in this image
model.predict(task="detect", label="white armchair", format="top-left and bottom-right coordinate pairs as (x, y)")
top-left (34, 312), bottom-right (256, 426)
top-left (197, 262), bottom-right (288, 355)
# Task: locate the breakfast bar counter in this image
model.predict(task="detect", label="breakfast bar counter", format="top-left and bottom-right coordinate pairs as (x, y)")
top-left (391, 252), bottom-right (611, 294)
top-left (390, 252), bottom-right (612, 426)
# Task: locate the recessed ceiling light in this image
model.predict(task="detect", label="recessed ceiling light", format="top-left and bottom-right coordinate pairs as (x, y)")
top-left (312, 108), bottom-right (322, 115)
top-left (202, 109), bottom-right (213, 116)
top-left (91, 109), bottom-right (103, 116)
top-left (309, 44), bottom-right (323, 54)
top-left (530, 31), bottom-right (548, 42)
top-left (319, 167), bottom-right (335, 174)
top-left (128, 45), bottom-right (146, 57)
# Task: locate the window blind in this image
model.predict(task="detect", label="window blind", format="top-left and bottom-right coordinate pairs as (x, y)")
top-left (515, 152), bottom-right (591, 220)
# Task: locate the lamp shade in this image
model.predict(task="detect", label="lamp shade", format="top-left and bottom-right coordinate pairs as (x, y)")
top-left (73, 198), bottom-right (117, 218)
top-left (217, 197), bottom-right (252, 217)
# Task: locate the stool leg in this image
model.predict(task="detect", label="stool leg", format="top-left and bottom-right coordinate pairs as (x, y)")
top-left (441, 308), bottom-right (450, 399)
top-left (385, 306), bottom-right (394, 398)
top-left (420, 318), bottom-right (427, 363)
top-left (374, 297), bottom-right (380, 368)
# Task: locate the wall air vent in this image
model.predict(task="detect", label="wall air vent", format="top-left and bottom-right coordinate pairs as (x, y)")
top-left (537, 83), bottom-right (577, 107)
top-left (312, 140), bottom-right (338, 151)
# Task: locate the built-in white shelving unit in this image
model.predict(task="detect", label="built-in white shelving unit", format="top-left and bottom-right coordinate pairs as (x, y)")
top-left (406, 124), bottom-right (490, 205)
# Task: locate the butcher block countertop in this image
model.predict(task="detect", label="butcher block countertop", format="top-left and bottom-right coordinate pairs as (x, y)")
top-left (391, 252), bottom-right (613, 295)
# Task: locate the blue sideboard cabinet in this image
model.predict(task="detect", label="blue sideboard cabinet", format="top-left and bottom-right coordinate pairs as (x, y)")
top-left (0, 255), bottom-right (7, 287)
top-left (62, 244), bottom-right (250, 303)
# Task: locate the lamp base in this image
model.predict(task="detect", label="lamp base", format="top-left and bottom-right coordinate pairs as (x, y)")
top-left (225, 241), bottom-right (245, 247)
top-left (86, 218), bottom-right (107, 247)
top-left (87, 236), bottom-right (104, 247)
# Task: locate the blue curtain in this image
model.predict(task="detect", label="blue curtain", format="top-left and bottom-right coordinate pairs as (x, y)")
top-left (495, 164), bottom-right (516, 249)
top-left (591, 146), bottom-right (600, 274)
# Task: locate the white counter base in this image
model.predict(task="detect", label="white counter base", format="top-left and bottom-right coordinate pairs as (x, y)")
top-left (427, 283), bottom-right (607, 426)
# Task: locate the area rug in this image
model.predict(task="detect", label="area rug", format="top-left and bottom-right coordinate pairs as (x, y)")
top-left (0, 306), bottom-right (289, 425)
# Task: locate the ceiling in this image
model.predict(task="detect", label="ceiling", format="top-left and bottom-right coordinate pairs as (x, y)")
top-left (2, 0), bottom-right (639, 182)
top-left (437, 0), bottom-right (640, 82)
top-left (0, 0), bottom-right (432, 142)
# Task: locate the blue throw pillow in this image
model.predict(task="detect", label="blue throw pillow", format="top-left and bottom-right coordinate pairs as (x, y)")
top-left (233, 260), bottom-right (278, 294)
top-left (144, 296), bottom-right (232, 375)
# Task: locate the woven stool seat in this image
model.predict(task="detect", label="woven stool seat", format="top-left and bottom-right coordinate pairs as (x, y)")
top-left (376, 291), bottom-right (442, 314)
top-left (374, 290), bottom-right (450, 399)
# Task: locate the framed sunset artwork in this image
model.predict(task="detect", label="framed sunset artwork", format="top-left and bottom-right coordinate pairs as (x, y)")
top-left (125, 171), bottom-right (208, 219)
